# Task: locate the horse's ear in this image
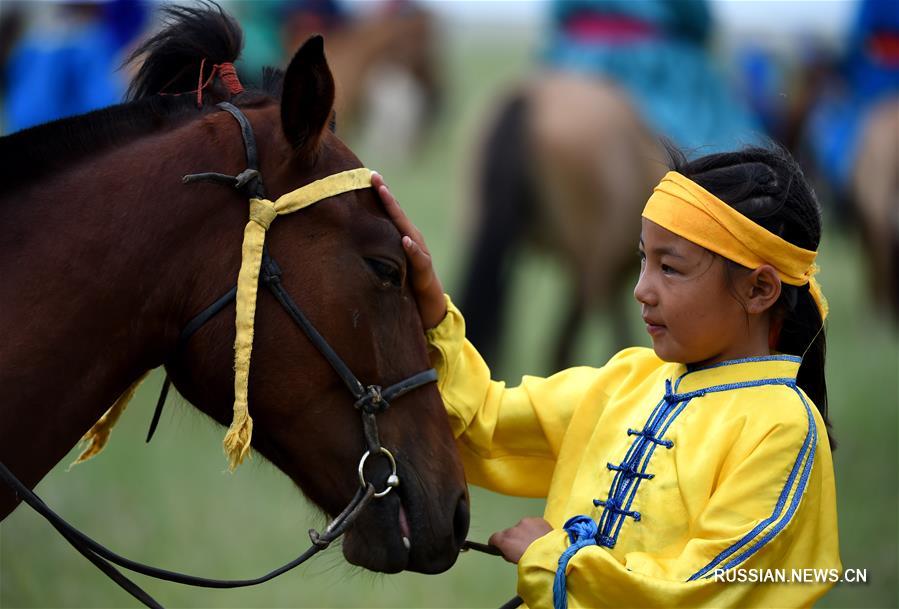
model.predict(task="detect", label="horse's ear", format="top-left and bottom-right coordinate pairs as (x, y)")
top-left (280, 35), bottom-right (334, 153)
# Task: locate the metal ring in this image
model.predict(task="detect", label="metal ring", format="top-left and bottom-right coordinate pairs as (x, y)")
top-left (357, 447), bottom-right (399, 498)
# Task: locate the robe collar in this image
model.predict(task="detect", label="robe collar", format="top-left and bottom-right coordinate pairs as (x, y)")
top-left (672, 354), bottom-right (800, 395)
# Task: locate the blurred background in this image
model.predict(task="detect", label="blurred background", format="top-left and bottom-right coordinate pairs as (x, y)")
top-left (0, 0), bottom-right (896, 607)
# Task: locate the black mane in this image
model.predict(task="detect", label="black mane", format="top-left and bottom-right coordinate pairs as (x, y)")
top-left (0, 96), bottom-right (208, 191)
top-left (0, 2), bottom-right (282, 193)
top-left (126, 2), bottom-right (243, 101)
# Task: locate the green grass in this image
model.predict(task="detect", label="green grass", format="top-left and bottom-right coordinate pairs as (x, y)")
top-left (2, 30), bottom-right (897, 609)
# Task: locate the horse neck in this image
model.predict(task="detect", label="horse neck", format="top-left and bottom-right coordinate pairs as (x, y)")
top-left (0, 110), bottom-right (249, 501)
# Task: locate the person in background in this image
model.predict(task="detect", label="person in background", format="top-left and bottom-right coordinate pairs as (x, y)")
top-left (542, 0), bottom-right (761, 153)
top-left (2, 0), bottom-right (148, 133)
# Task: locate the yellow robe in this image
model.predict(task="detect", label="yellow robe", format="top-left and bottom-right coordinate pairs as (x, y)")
top-left (426, 296), bottom-right (840, 609)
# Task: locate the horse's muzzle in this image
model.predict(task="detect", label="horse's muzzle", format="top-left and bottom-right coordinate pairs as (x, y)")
top-left (341, 469), bottom-right (469, 574)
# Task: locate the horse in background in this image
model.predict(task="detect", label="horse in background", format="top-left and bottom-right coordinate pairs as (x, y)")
top-left (848, 97), bottom-right (899, 318)
top-left (461, 76), bottom-right (664, 369)
top-left (459, 0), bottom-right (759, 369)
top-left (0, 2), bottom-right (467, 581)
top-left (237, 0), bottom-right (441, 159)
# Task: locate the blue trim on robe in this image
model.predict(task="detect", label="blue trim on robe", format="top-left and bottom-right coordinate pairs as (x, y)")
top-left (612, 396), bottom-right (694, 542)
top-left (595, 372), bottom-right (802, 550)
top-left (687, 382), bottom-right (816, 580)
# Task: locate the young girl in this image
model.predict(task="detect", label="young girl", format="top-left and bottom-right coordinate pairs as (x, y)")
top-left (372, 145), bottom-right (840, 609)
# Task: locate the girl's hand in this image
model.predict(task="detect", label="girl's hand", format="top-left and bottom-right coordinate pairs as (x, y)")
top-left (488, 517), bottom-right (553, 564)
top-left (372, 172), bottom-right (447, 330)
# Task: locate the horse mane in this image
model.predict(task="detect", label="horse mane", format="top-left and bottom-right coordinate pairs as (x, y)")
top-left (0, 2), bottom-right (282, 193)
top-left (126, 2), bottom-right (243, 100)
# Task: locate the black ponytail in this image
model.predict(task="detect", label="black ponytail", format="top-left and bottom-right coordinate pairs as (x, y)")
top-left (665, 142), bottom-right (835, 450)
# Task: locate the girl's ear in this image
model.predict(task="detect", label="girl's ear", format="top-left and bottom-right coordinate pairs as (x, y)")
top-left (744, 265), bottom-right (782, 315)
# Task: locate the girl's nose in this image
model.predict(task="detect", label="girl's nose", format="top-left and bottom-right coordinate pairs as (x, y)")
top-left (633, 269), bottom-right (656, 306)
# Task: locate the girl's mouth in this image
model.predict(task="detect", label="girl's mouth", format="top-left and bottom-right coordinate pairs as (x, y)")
top-left (646, 324), bottom-right (665, 336)
top-left (643, 317), bottom-right (666, 336)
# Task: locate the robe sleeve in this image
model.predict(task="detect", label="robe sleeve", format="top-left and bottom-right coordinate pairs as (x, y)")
top-left (425, 295), bottom-right (601, 497)
top-left (516, 396), bottom-right (841, 608)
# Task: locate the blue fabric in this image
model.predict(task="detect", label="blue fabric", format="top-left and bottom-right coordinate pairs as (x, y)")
top-left (805, 90), bottom-right (871, 191)
top-left (541, 0), bottom-right (762, 155)
top-left (102, 0), bottom-right (150, 53)
top-left (846, 0), bottom-right (899, 100)
top-left (805, 0), bottom-right (899, 191)
top-left (5, 22), bottom-right (124, 132)
top-left (235, 0), bottom-right (348, 83)
top-left (554, 515), bottom-right (599, 609)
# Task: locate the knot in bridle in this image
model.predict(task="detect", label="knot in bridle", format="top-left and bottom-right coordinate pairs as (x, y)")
top-left (354, 385), bottom-right (387, 414)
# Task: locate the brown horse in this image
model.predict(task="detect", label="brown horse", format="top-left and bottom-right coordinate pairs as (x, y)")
top-left (279, 1), bottom-right (441, 156)
top-left (0, 3), bottom-right (467, 581)
top-left (850, 96), bottom-right (899, 318)
top-left (460, 73), bottom-right (665, 369)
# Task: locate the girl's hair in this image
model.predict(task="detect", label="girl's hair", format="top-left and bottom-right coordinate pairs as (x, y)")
top-left (666, 143), bottom-right (835, 450)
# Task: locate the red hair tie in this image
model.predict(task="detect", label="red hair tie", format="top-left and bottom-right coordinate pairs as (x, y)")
top-left (195, 58), bottom-right (245, 108)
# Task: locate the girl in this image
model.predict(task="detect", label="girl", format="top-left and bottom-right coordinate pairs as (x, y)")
top-left (372, 145), bottom-right (840, 609)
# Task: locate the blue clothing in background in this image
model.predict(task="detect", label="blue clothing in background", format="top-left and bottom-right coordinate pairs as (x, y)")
top-left (236, 0), bottom-right (348, 82)
top-left (806, 0), bottom-right (899, 191)
top-left (3, 0), bottom-right (148, 133)
top-left (541, 0), bottom-right (762, 155)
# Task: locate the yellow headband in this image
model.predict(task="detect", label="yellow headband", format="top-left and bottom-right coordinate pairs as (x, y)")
top-left (642, 171), bottom-right (828, 321)
top-left (225, 167), bottom-right (373, 470)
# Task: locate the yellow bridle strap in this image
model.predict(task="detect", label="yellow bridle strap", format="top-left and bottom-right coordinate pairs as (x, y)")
top-left (224, 167), bottom-right (373, 470)
top-left (642, 171), bottom-right (828, 320)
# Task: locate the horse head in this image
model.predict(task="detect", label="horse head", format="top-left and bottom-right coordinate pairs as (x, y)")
top-left (122, 5), bottom-right (469, 574)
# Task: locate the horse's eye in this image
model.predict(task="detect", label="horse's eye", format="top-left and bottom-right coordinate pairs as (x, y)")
top-left (365, 258), bottom-right (402, 288)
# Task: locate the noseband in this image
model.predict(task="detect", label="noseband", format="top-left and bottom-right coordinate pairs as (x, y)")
top-left (0, 102), bottom-right (439, 608)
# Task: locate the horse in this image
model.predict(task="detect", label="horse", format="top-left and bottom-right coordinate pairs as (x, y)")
top-left (0, 3), bottom-right (468, 592)
top-left (460, 73), bottom-right (666, 369)
top-left (850, 96), bottom-right (899, 318)
top-left (300, 3), bottom-right (440, 145)
top-left (238, 0), bottom-right (442, 158)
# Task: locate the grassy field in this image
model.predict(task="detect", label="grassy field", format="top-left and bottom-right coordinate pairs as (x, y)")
top-left (2, 27), bottom-right (897, 609)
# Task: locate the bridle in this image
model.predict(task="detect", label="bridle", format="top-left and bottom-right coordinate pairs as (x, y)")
top-left (0, 102), bottom-right (444, 608)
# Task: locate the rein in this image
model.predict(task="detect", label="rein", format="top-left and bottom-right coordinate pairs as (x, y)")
top-left (0, 461), bottom-right (376, 609)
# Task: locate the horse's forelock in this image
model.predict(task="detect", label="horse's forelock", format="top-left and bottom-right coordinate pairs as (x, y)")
top-left (126, 1), bottom-right (243, 101)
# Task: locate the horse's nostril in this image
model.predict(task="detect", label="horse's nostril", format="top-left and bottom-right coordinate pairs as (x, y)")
top-left (452, 493), bottom-right (470, 549)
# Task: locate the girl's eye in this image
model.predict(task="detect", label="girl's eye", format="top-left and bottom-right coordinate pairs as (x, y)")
top-left (365, 258), bottom-right (402, 288)
top-left (661, 264), bottom-right (677, 275)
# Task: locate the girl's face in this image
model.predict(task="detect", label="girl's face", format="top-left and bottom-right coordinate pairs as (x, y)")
top-left (634, 218), bottom-right (756, 366)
